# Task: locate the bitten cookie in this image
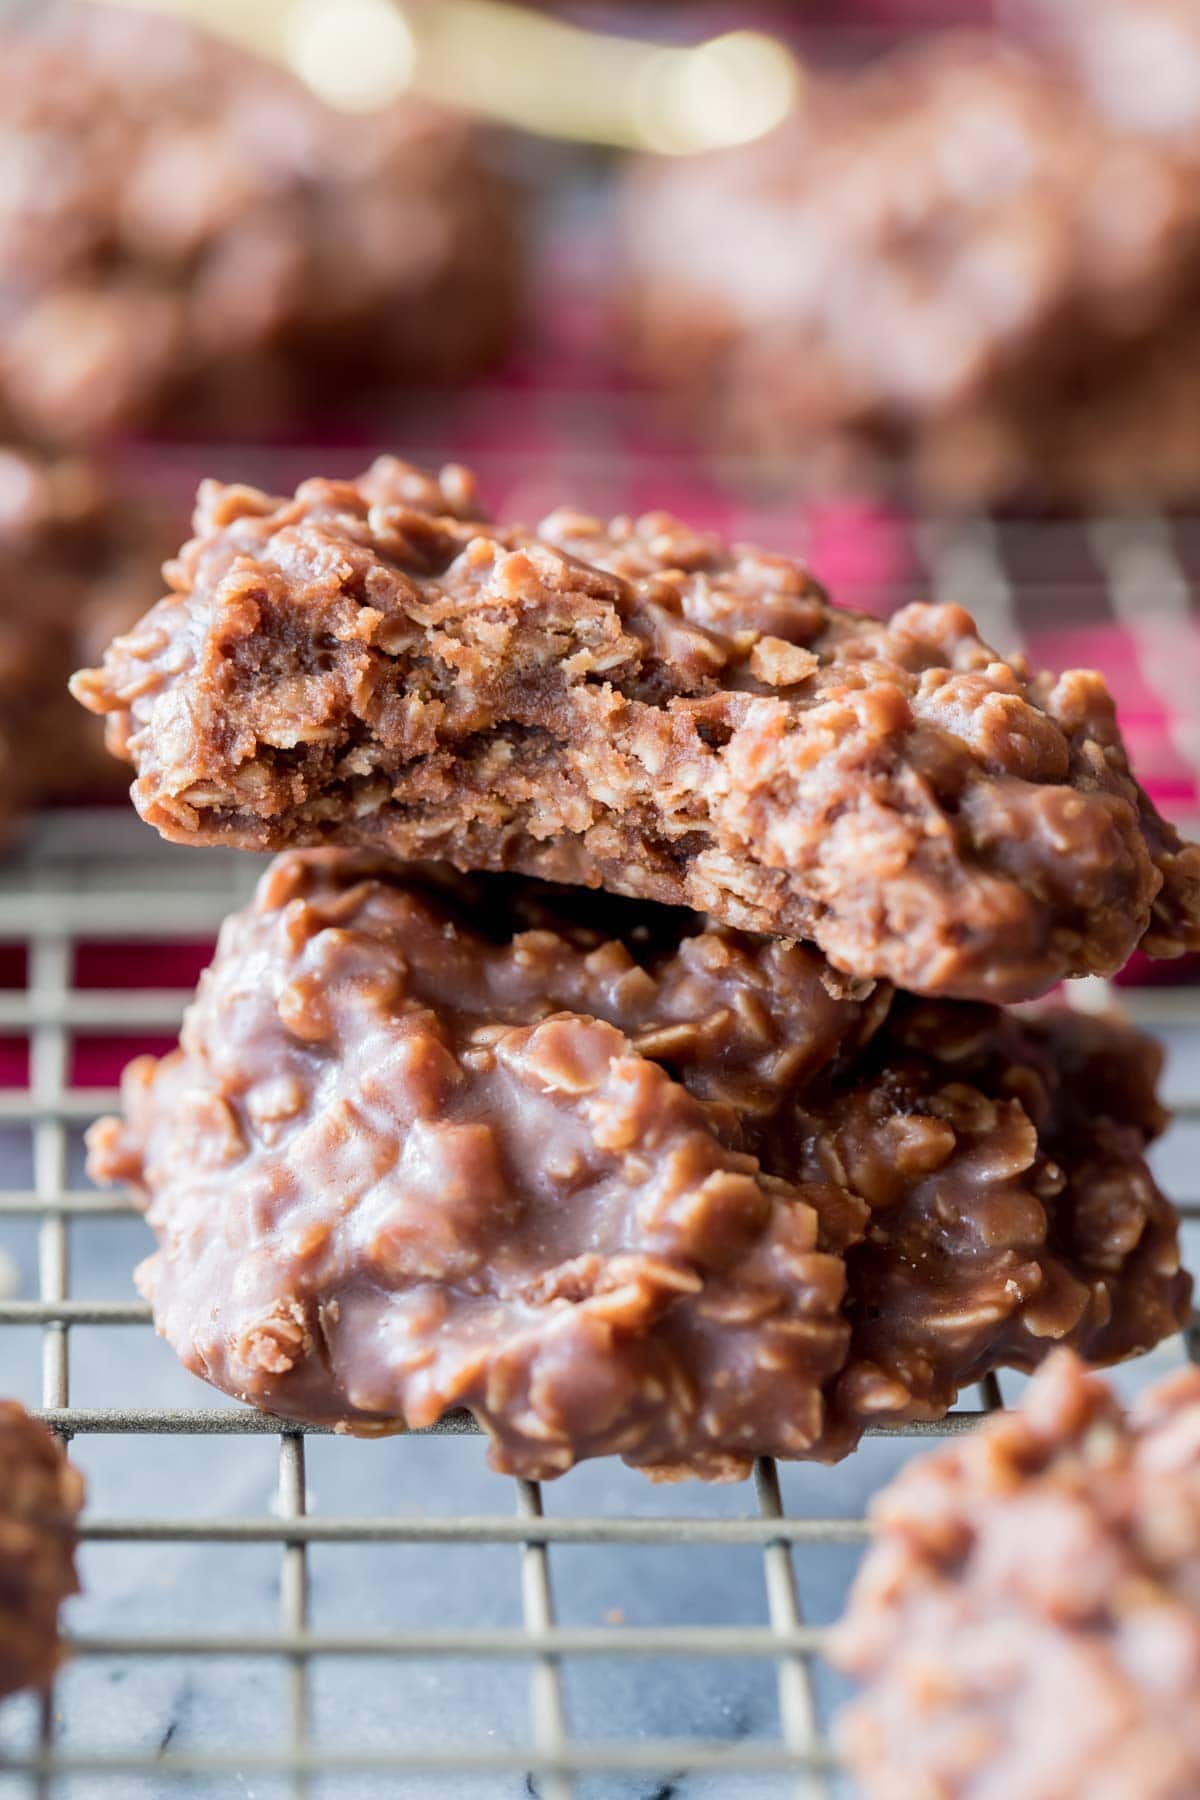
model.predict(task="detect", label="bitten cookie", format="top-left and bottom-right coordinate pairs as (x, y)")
top-left (71, 458), bottom-right (1200, 1002)
top-left (832, 1351), bottom-right (1200, 1800)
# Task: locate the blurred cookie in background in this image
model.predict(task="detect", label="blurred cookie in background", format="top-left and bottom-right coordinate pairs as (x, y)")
top-left (622, 28), bottom-right (1200, 505)
top-left (0, 449), bottom-right (176, 830)
top-left (1014, 0), bottom-right (1200, 145)
top-left (0, 1), bottom-right (520, 447)
top-left (0, 1402), bottom-right (83, 1701)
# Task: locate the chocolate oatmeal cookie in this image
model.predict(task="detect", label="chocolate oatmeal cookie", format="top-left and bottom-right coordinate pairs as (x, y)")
top-left (84, 852), bottom-right (1189, 1480)
top-left (622, 31), bottom-right (1200, 504)
top-left (833, 1351), bottom-right (1200, 1800)
top-left (70, 459), bottom-right (1200, 1001)
top-left (0, 1402), bottom-right (83, 1699)
top-left (0, 2), bottom-right (518, 447)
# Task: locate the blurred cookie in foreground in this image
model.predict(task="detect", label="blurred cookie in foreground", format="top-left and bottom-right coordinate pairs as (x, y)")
top-left (84, 851), bottom-right (1189, 1480)
top-left (1017, 0), bottom-right (1200, 144)
top-left (623, 31), bottom-right (1200, 504)
top-left (0, 2), bottom-right (519, 447)
top-left (0, 1402), bottom-right (84, 1700)
top-left (0, 449), bottom-right (174, 830)
top-left (832, 1351), bottom-right (1200, 1800)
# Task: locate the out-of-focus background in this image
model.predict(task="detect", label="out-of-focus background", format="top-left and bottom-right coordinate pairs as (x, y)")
top-left (0, 3), bottom-right (1198, 1796)
top-left (3, 0), bottom-right (1200, 839)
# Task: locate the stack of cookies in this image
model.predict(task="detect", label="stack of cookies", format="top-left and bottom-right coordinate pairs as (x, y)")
top-left (73, 459), bottom-right (1200, 1480)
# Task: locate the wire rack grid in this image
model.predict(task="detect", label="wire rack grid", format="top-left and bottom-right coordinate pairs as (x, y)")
top-left (0, 811), bottom-right (1194, 1799)
top-left (0, 810), bottom-right (874, 1797)
top-left (0, 513), bottom-right (1197, 1797)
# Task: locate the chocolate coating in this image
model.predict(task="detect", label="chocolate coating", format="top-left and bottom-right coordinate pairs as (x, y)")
top-left (70, 458), bottom-right (1200, 1002)
top-left (623, 32), bottom-right (1200, 504)
top-left (0, 1402), bottom-right (83, 1699)
top-left (810, 996), bottom-right (1189, 1449)
top-left (833, 1352), bottom-right (1200, 1800)
top-left (85, 852), bottom-right (1189, 1480)
top-left (0, 3), bottom-right (517, 447)
top-left (0, 448), bottom-right (174, 828)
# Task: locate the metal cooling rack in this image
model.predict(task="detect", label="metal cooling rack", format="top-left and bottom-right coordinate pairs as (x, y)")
top-left (0, 491), bottom-right (1198, 1795)
top-left (0, 807), bottom-right (1194, 1799)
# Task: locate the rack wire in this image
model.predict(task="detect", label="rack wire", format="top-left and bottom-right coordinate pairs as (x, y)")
top-left (0, 802), bottom-right (1193, 1800)
top-left (0, 510), bottom-right (1197, 1796)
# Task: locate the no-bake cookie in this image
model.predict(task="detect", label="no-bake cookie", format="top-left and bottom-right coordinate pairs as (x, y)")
top-left (0, 2), bottom-right (517, 447)
top-left (833, 1351), bottom-right (1200, 1800)
top-left (84, 852), bottom-right (1189, 1480)
top-left (0, 1402), bottom-right (83, 1699)
top-left (622, 32), bottom-right (1200, 504)
top-left (70, 459), bottom-right (1200, 1001)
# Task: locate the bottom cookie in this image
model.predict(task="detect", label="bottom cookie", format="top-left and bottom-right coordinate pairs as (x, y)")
top-left (87, 853), bottom-right (1191, 1480)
